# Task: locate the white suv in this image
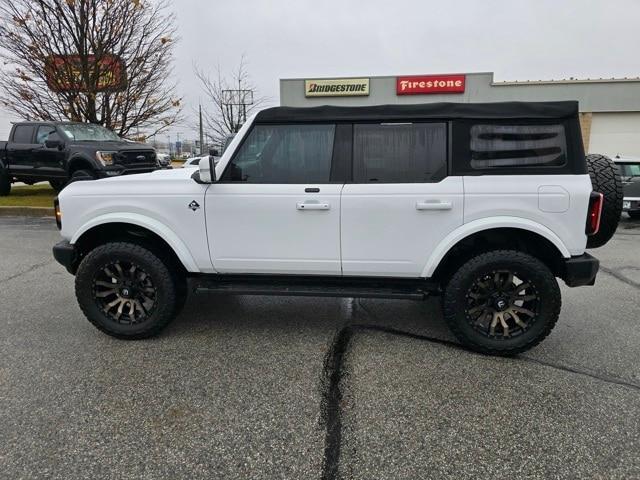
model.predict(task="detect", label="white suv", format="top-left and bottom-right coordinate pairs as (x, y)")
top-left (52, 102), bottom-right (622, 355)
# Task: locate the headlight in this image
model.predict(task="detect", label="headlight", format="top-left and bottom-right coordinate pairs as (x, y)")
top-left (96, 151), bottom-right (118, 166)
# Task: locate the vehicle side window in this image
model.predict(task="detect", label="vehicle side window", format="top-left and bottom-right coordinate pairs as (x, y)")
top-left (11, 125), bottom-right (35, 144)
top-left (353, 122), bottom-right (447, 183)
top-left (36, 125), bottom-right (56, 144)
top-left (222, 124), bottom-right (336, 183)
top-left (469, 124), bottom-right (567, 169)
top-left (617, 163), bottom-right (640, 177)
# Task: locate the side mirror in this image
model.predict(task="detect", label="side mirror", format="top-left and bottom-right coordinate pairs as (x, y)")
top-left (197, 154), bottom-right (217, 183)
top-left (209, 147), bottom-right (220, 157)
top-left (45, 133), bottom-right (63, 149)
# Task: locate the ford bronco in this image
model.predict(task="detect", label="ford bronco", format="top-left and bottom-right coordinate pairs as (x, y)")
top-left (52, 101), bottom-right (623, 355)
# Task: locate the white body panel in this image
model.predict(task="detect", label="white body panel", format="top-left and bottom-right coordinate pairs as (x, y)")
top-left (57, 113), bottom-right (593, 280)
top-left (462, 175), bottom-right (592, 257)
top-left (341, 178), bottom-right (463, 277)
top-left (58, 168), bottom-right (213, 273)
top-left (205, 183), bottom-right (342, 275)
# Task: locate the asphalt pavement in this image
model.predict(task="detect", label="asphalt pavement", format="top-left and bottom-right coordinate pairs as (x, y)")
top-left (0, 216), bottom-right (639, 479)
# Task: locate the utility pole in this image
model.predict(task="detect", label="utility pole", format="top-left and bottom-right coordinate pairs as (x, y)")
top-left (199, 104), bottom-right (204, 155)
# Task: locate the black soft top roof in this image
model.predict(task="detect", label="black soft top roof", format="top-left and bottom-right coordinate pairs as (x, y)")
top-left (255, 101), bottom-right (579, 123)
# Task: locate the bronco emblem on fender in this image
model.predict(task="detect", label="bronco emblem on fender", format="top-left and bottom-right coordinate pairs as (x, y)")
top-left (188, 200), bottom-right (200, 211)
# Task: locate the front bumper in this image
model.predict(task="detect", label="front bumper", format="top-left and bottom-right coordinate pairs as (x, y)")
top-left (52, 240), bottom-right (77, 274)
top-left (622, 198), bottom-right (640, 212)
top-left (561, 253), bottom-right (599, 287)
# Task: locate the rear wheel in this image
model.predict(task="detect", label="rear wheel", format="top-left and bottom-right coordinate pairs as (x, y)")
top-left (443, 250), bottom-right (561, 356)
top-left (0, 170), bottom-right (10, 196)
top-left (75, 242), bottom-right (183, 339)
top-left (586, 154), bottom-right (623, 248)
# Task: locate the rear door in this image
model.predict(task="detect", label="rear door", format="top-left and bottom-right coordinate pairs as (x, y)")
top-left (206, 123), bottom-right (347, 275)
top-left (341, 122), bottom-right (464, 277)
top-left (7, 124), bottom-right (38, 176)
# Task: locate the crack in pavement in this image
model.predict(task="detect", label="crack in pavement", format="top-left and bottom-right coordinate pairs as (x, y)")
top-left (319, 297), bottom-right (640, 480)
top-left (600, 265), bottom-right (640, 289)
top-left (0, 260), bottom-right (53, 285)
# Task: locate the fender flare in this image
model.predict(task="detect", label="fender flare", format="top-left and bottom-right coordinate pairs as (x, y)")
top-left (67, 154), bottom-right (96, 174)
top-left (70, 212), bottom-right (200, 272)
top-left (421, 216), bottom-right (572, 278)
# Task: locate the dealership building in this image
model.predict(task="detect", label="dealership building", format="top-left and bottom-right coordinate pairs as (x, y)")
top-left (279, 72), bottom-right (640, 158)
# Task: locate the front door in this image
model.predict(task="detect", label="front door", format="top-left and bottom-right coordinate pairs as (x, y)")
top-left (340, 122), bottom-right (464, 277)
top-left (34, 124), bottom-right (65, 178)
top-left (206, 123), bottom-right (344, 275)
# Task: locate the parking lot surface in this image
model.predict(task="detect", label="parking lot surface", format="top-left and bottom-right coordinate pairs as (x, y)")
top-left (1, 216), bottom-right (639, 479)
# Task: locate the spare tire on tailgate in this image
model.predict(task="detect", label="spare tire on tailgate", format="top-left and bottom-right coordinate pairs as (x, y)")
top-left (586, 154), bottom-right (623, 248)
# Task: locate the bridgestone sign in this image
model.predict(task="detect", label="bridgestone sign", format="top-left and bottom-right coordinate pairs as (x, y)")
top-left (305, 78), bottom-right (370, 97)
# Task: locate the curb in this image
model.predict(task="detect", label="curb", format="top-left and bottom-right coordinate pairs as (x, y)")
top-left (0, 206), bottom-right (54, 217)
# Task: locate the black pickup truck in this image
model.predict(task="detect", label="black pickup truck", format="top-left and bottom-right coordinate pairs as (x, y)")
top-left (0, 121), bottom-right (159, 195)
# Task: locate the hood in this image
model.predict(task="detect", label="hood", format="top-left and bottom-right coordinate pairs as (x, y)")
top-left (69, 140), bottom-right (154, 151)
top-left (60, 166), bottom-right (198, 198)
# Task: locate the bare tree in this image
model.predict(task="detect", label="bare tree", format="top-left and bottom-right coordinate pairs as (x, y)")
top-left (0, 0), bottom-right (181, 138)
top-left (196, 55), bottom-right (268, 148)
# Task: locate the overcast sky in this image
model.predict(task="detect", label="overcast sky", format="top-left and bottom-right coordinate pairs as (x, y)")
top-left (2, 0), bottom-right (640, 141)
top-left (169, 0), bottom-right (640, 140)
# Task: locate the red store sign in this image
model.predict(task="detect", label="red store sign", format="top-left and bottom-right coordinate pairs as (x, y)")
top-left (396, 74), bottom-right (465, 95)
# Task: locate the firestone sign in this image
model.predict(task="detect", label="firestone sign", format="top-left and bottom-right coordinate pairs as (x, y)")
top-left (396, 74), bottom-right (466, 95)
top-left (305, 78), bottom-right (370, 97)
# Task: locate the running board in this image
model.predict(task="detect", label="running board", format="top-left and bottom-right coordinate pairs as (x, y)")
top-left (193, 274), bottom-right (437, 300)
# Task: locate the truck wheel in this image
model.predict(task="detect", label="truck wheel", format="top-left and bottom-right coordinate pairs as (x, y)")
top-left (0, 170), bottom-right (10, 196)
top-left (49, 179), bottom-right (66, 192)
top-left (75, 242), bottom-right (182, 339)
top-left (586, 154), bottom-right (623, 248)
top-left (443, 250), bottom-right (561, 356)
top-left (629, 212), bottom-right (640, 220)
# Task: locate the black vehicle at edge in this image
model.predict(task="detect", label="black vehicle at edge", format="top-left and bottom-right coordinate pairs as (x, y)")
top-left (0, 121), bottom-right (160, 195)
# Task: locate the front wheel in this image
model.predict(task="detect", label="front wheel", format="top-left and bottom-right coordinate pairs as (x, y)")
top-left (443, 250), bottom-right (561, 356)
top-left (75, 242), bottom-right (182, 339)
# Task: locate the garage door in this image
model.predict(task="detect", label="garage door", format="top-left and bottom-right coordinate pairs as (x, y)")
top-left (589, 112), bottom-right (640, 157)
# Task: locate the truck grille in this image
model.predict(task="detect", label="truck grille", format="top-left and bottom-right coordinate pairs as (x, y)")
top-left (118, 150), bottom-right (157, 166)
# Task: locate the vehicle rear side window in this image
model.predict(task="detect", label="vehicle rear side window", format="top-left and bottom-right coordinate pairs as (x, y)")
top-left (223, 124), bottom-right (336, 183)
top-left (12, 125), bottom-right (35, 144)
top-left (469, 124), bottom-right (567, 169)
top-left (352, 122), bottom-right (447, 183)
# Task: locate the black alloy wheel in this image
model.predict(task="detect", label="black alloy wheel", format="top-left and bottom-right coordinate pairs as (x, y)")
top-left (443, 250), bottom-right (561, 355)
top-left (75, 242), bottom-right (182, 339)
top-left (92, 261), bottom-right (157, 325)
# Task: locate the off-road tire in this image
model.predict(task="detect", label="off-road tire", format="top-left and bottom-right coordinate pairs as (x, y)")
top-left (443, 250), bottom-right (561, 356)
top-left (49, 179), bottom-right (66, 192)
top-left (586, 154), bottom-right (623, 248)
top-left (75, 242), bottom-right (179, 339)
top-left (0, 170), bottom-right (10, 196)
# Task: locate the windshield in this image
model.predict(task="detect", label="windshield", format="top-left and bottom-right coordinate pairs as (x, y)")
top-left (617, 162), bottom-right (640, 178)
top-left (60, 124), bottom-right (120, 142)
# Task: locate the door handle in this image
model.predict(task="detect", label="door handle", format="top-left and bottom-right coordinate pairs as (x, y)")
top-left (296, 201), bottom-right (330, 211)
top-left (416, 200), bottom-right (452, 211)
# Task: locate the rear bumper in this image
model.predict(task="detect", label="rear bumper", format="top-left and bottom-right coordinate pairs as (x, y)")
top-left (561, 253), bottom-right (599, 287)
top-left (52, 240), bottom-right (77, 275)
